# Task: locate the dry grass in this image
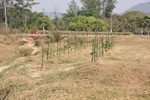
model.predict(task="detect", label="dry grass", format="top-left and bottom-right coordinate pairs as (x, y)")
top-left (0, 43), bottom-right (19, 66)
top-left (0, 35), bottom-right (150, 100)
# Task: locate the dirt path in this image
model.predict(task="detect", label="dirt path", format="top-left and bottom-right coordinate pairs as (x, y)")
top-left (20, 38), bottom-right (38, 55)
top-left (0, 38), bottom-right (38, 73)
top-left (0, 66), bottom-right (10, 73)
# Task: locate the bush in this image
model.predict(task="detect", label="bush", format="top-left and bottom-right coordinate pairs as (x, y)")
top-left (19, 48), bottom-right (33, 57)
top-left (35, 40), bottom-right (41, 46)
top-left (19, 40), bottom-right (28, 45)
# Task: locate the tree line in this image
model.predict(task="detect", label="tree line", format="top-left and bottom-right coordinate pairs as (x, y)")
top-left (0, 0), bottom-right (149, 33)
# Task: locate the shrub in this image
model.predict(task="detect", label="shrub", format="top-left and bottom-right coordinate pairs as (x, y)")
top-left (19, 48), bottom-right (33, 57)
top-left (19, 40), bottom-right (28, 45)
top-left (35, 40), bottom-right (41, 46)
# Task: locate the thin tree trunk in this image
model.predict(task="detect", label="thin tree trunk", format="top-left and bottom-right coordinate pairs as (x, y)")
top-left (4, 0), bottom-right (8, 32)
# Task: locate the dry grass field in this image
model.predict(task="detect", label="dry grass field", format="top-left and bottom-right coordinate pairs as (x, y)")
top-left (0, 35), bottom-right (150, 100)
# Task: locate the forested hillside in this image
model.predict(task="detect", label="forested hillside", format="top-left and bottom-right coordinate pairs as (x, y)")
top-left (0, 0), bottom-right (149, 34)
top-left (125, 2), bottom-right (150, 14)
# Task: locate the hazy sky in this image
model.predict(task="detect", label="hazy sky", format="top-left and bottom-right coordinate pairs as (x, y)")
top-left (32, 0), bottom-right (150, 14)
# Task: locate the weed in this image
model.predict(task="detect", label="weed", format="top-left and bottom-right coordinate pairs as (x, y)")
top-left (19, 48), bottom-right (33, 57)
top-left (19, 40), bottom-right (28, 45)
top-left (35, 40), bottom-right (41, 47)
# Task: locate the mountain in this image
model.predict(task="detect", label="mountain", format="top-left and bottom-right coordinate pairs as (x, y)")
top-left (124, 2), bottom-right (150, 14)
top-left (45, 12), bottom-right (63, 19)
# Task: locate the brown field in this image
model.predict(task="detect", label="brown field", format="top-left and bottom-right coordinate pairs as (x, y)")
top-left (0, 35), bottom-right (150, 100)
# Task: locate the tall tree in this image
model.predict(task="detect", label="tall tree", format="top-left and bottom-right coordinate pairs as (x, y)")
top-left (80, 0), bottom-right (117, 18)
top-left (0, 0), bottom-right (39, 31)
top-left (139, 16), bottom-right (150, 32)
top-left (67, 0), bottom-right (79, 17)
top-left (77, 9), bottom-right (101, 18)
top-left (80, 0), bottom-right (101, 12)
top-left (102, 0), bottom-right (117, 18)
top-left (0, 0), bottom-right (13, 31)
top-left (15, 0), bottom-right (39, 9)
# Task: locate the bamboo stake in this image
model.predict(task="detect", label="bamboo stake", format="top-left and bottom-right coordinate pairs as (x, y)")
top-left (92, 38), bottom-right (94, 62)
top-left (52, 42), bottom-right (55, 58)
top-left (63, 37), bottom-right (66, 54)
top-left (57, 41), bottom-right (58, 58)
top-left (50, 41), bottom-right (52, 59)
top-left (41, 39), bottom-right (44, 67)
top-left (101, 34), bottom-right (104, 57)
top-left (47, 36), bottom-right (50, 61)
top-left (87, 31), bottom-right (89, 48)
top-left (68, 33), bottom-right (70, 54)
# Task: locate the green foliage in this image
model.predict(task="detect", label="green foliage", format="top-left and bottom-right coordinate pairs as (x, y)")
top-left (93, 19), bottom-right (109, 31)
top-left (15, 0), bottom-right (38, 8)
top-left (68, 22), bottom-right (77, 31)
top-left (1, 0), bottom-right (148, 34)
top-left (123, 11), bottom-right (146, 32)
top-left (0, 0), bottom-right (40, 30)
top-left (68, 16), bottom-right (87, 31)
top-left (124, 11), bottom-right (146, 19)
top-left (76, 20), bottom-right (87, 31)
top-left (36, 16), bottom-right (53, 30)
top-left (80, 0), bottom-right (117, 18)
top-left (52, 18), bottom-right (66, 30)
top-left (139, 16), bottom-right (150, 29)
top-left (68, 16), bottom-right (109, 31)
top-left (77, 10), bottom-right (101, 18)
top-left (85, 17), bottom-right (97, 31)
top-left (112, 11), bottom-right (149, 33)
top-left (0, 1), bottom-right (52, 31)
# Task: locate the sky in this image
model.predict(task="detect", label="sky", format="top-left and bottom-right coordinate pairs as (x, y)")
top-left (32, 0), bottom-right (150, 14)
